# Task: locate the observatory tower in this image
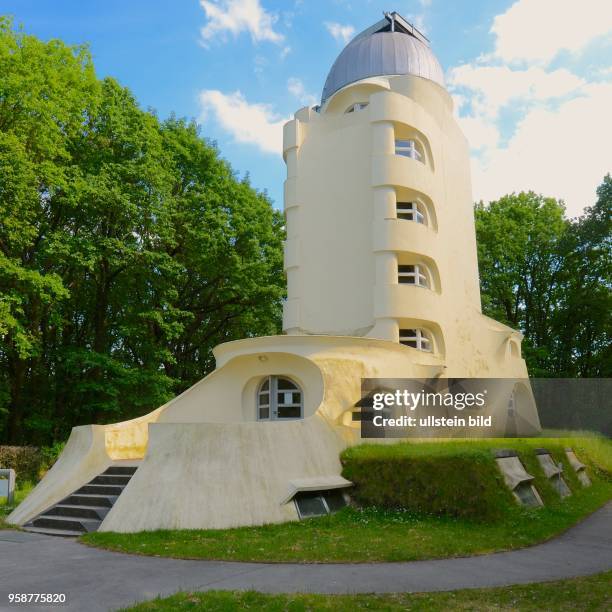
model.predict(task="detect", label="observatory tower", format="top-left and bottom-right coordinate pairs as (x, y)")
top-left (282, 12), bottom-right (501, 376)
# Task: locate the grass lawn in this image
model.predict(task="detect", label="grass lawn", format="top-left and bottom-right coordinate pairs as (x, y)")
top-left (122, 571), bottom-right (612, 611)
top-left (82, 436), bottom-right (612, 563)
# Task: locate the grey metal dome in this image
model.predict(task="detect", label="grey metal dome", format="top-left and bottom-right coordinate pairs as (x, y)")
top-left (321, 13), bottom-right (445, 103)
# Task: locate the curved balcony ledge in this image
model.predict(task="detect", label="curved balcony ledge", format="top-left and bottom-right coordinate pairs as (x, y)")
top-left (283, 119), bottom-right (301, 159)
top-left (284, 177), bottom-right (299, 210)
top-left (284, 238), bottom-right (300, 270)
top-left (371, 154), bottom-right (438, 201)
top-left (373, 218), bottom-right (437, 258)
top-left (282, 298), bottom-right (300, 330)
top-left (374, 283), bottom-right (444, 322)
top-left (369, 91), bottom-right (440, 142)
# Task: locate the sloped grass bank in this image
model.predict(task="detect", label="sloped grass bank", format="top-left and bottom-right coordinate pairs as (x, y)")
top-left (340, 437), bottom-right (610, 520)
top-left (82, 436), bottom-right (611, 563)
top-left (122, 571), bottom-right (612, 611)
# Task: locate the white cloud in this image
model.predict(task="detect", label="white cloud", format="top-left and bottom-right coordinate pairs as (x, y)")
top-left (449, 64), bottom-right (585, 117)
top-left (199, 90), bottom-right (289, 155)
top-left (324, 22), bottom-right (355, 44)
top-left (200, 0), bottom-right (283, 44)
top-left (492, 0), bottom-right (612, 64)
top-left (457, 116), bottom-right (500, 151)
top-left (287, 77), bottom-right (317, 106)
top-left (471, 82), bottom-right (612, 217)
top-left (449, 0), bottom-right (612, 215)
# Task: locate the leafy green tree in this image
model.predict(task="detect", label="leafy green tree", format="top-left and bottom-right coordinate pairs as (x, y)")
top-left (0, 19), bottom-right (284, 444)
top-left (475, 192), bottom-right (568, 375)
top-left (475, 184), bottom-right (611, 377)
top-left (551, 176), bottom-right (611, 376)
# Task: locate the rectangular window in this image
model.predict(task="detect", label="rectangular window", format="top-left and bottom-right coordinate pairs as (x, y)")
top-left (397, 202), bottom-right (425, 224)
top-left (395, 139), bottom-right (422, 161)
top-left (294, 489), bottom-right (348, 519)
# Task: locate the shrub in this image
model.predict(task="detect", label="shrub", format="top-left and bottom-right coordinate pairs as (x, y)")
top-left (340, 437), bottom-right (611, 522)
top-left (0, 446), bottom-right (44, 482)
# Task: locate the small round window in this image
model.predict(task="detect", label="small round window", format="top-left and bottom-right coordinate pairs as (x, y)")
top-left (257, 376), bottom-right (303, 420)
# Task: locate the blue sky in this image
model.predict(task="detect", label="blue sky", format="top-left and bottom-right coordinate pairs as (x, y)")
top-left (4, 0), bottom-right (612, 216)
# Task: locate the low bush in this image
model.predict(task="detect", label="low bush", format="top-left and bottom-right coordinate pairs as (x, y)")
top-left (340, 437), bottom-right (611, 521)
top-left (0, 442), bottom-right (65, 483)
top-left (0, 446), bottom-right (44, 482)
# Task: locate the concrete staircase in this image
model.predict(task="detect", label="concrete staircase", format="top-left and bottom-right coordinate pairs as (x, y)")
top-left (23, 462), bottom-right (139, 537)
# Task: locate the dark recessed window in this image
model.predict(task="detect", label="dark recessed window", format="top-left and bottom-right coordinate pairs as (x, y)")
top-left (396, 201), bottom-right (426, 224)
top-left (294, 489), bottom-right (348, 519)
top-left (398, 264), bottom-right (429, 287)
top-left (399, 328), bottom-right (432, 351)
top-left (258, 376), bottom-right (303, 420)
top-left (514, 482), bottom-right (541, 507)
top-left (345, 102), bottom-right (369, 113)
top-left (395, 139), bottom-right (423, 161)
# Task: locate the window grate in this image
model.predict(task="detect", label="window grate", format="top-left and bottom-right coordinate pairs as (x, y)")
top-left (399, 328), bottom-right (432, 351)
top-left (294, 489), bottom-right (348, 519)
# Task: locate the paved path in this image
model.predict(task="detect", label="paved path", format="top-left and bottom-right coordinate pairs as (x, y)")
top-left (1, 502), bottom-right (611, 612)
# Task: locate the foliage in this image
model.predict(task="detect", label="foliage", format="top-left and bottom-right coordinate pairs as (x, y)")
top-left (83, 437), bottom-right (611, 563)
top-left (0, 479), bottom-right (34, 530)
top-left (0, 18), bottom-right (285, 444)
top-left (121, 572), bottom-right (612, 612)
top-left (342, 445), bottom-right (512, 520)
top-left (341, 437), bottom-right (609, 520)
top-left (0, 445), bottom-right (44, 482)
top-left (475, 184), bottom-right (611, 377)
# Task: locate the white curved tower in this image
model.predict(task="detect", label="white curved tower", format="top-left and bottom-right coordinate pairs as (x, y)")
top-left (282, 12), bottom-right (522, 378)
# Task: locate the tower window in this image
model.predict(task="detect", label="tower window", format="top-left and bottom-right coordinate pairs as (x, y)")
top-left (396, 201), bottom-right (426, 224)
top-left (399, 328), bottom-right (432, 351)
top-left (257, 376), bottom-right (303, 420)
top-left (345, 102), bottom-right (369, 113)
top-left (398, 264), bottom-right (429, 287)
top-left (395, 139), bottom-right (422, 161)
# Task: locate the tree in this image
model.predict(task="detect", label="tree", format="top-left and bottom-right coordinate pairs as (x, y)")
top-left (475, 183), bottom-right (611, 377)
top-left (551, 176), bottom-right (611, 376)
top-left (0, 19), bottom-right (285, 444)
top-left (475, 192), bottom-right (568, 375)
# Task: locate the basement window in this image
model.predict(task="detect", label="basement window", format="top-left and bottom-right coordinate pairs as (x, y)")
top-left (398, 264), bottom-right (429, 287)
top-left (495, 453), bottom-right (544, 508)
top-left (294, 489), bottom-right (348, 519)
top-left (399, 328), bottom-right (432, 351)
top-left (345, 102), bottom-right (369, 113)
top-left (396, 201), bottom-right (426, 224)
top-left (513, 481), bottom-right (542, 508)
top-left (536, 451), bottom-right (572, 498)
top-left (395, 139), bottom-right (423, 161)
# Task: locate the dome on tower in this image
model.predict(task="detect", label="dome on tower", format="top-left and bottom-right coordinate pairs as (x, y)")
top-left (321, 12), bottom-right (445, 103)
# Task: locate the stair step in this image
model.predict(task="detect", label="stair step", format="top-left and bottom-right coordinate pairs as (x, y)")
top-left (104, 465), bottom-right (139, 476)
top-left (90, 474), bottom-right (132, 486)
top-left (23, 526), bottom-right (83, 537)
top-left (61, 494), bottom-right (117, 508)
top-left (77, 483), bottom-right (124, 496)
top-left (31, 516), bottom-right (101, 533)
top-left (45, 505), bottom-right (110, 520)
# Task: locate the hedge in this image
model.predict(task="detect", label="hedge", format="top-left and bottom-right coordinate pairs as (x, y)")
top-left (0, 446), bottom-right (45, 483)
top-left (340, 437), bottom-right (611, 522)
